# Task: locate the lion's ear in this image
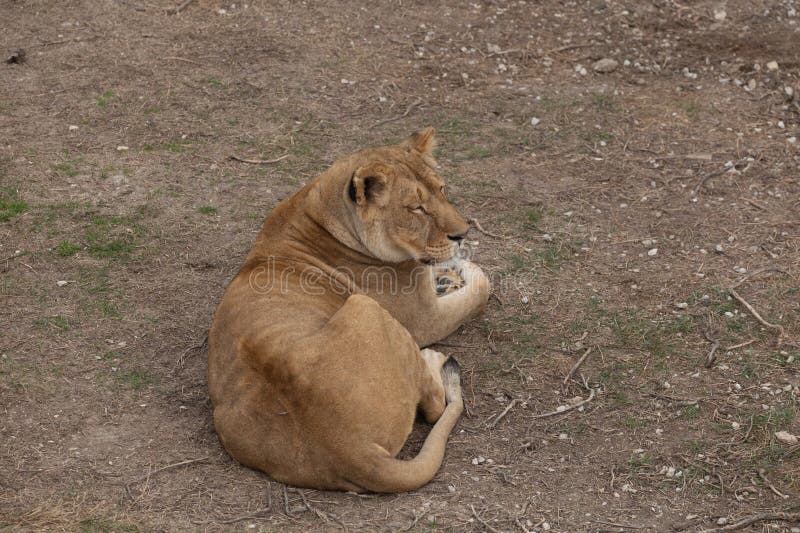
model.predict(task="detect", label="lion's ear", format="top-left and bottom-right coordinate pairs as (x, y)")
top-left (405, 127), bottom-right (436, 156)
top-left (349, 170), bottom-right (387, 206)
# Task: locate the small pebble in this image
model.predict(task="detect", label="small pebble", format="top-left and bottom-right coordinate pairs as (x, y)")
top-left (647, 248), bottom-right (658, 257)
top-left (775, 430), bottom-right (798, 445)
top-left (56, 280), bottom-right (68, 287)
top-left (592, 58), bottom-right (619, 73)
top-left (675, 302), bottom-right (688, 309)
top-left (116, 145), bottom-right (129, 151)
top-left (717, 517), bottom-right (728, 526)
top-left (68, 125), bottom-right (79, 131)
top-left (530, 116), bottom-right (541, 126)
top-left (766, 60), bottom-right (779, 71)
top-left (714, 244), bottom-right (724, 253)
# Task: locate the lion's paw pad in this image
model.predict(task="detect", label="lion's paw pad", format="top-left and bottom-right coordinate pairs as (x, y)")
top-left (434, 266), bottom-right (465, 296)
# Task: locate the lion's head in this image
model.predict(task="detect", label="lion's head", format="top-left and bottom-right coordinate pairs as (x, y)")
top-left (345, 128), bottom-right (470, 264)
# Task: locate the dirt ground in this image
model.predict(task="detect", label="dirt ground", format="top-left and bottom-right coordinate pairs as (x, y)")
top-left (1, 0), bottom-right (799, 531)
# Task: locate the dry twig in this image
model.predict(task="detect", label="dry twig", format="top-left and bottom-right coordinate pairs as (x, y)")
top-left (470, 505), bottom-right (501, 533)
top-left (486, 398), bottom-right (521, 428)
top-left (371, 98), bottom-right (422, 129)
top-left (166, 0), bottom-right (194, 14)
top-left (758, 469), bottom-right (789, 499)
top-left (728, 287), bottom-right (786, 346)
top-left (723, 338), bottom-right (756, 351)
top-left (563, 347), bottom-right (592, 386)
top-left (193, 483), bottom-right (273, 524)
top-left (130, 455), bottom-right (210, 486)
top-left (702, 328), bottom-right (720, 368)
top-left (698, 511), bottom-right (800, 532)
top-left (531, 388), bottom-right (597, 419)
top-left (230, 154), bottom-right (289, 165)
top-left (468, 217), bottom-right (507, 239)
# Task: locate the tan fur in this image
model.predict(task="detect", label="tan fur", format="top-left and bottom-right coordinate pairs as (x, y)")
top-left (208, 128), bottom-right (490, 492)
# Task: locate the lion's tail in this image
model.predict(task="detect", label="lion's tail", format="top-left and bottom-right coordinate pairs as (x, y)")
top-left (351, 357), bottom-right (464, 493)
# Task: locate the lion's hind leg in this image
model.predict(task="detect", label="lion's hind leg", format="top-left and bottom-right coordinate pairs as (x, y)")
top-left (418, 349), bottom-right (463, 424)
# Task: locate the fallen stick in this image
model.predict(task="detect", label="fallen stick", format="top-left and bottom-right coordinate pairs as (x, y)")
top-left (563, 347), bottom-right (592, 386)
top-left (758, 469), bottom-right (789, 499)
top-left (728, 287), bottom-right (786, 346)
top-left (531, 388), bottom-right (597, 419)
top-left (230, 154), bottom-right (289, 165)
top-left (468, 217), bottom-right (507, 239)
top-left (470, 505), bottom-right (501, 533)
top-left (703, 328), bottom-right (720, 368)
top-left (166, 0), bottom-right (194, 14)
top-left (131, 455), bottom-right (210, 485)
top-left (486, 399), bottom-right (520, 428)
top-left (723, 338), bottom-right (756, 351)
top-left (699, 511), bottom-right (800, 532)
top-left (194, 483), bottom-right (273, 524)
top-left (371, 98), bottom-right (422, 129)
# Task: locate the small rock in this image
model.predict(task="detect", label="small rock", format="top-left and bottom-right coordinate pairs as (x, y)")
top-left (714, 244), bottom-right (724, 253)
top-left (5, 48), bottom-right (25, 64)
top-left (778, 120), bottom-right (786, 129)
top-left (592, 58), bottom-right (619, 73)
top-left (530, 116), bottom-right (541, 127)
top-left (641, 239), bottom-right (655, 246)
top-left (713, 8), bottom-right (726, 21)
top-left (541, 523), bottom-right (551, 531)
top-left (647, 248), bottom-right (658, 257)
top-left (675, 302), bottom-right (688, 309)
top-left (724, 311), bottom-right (734, 318)
top-left (789, 137), bottom-right (798, 144)
top-left (731, 422), bottom-right (741, 430)
top-left (775, 431), bottom-right (798, 445)
top-left (542, 234), bottom-right (553, 242)
top-left (56, 280), bottom-right (69, 287)
top-left (68, 125), bottom-right (79, 131)
top-left (558, 433), bottom-right (568, 440)
top-left (786, 86), bottom-right (795, 98)
top-left (521, 296), bottom-right (529, 304)
top-left (116, 145), bottom-right (129, 151)
top-left (734, 266), bottom-right (747, 274)
top-left (717, 517), bottom-right (728, 526)
top-left (766, 60), bottom-right (779, 71)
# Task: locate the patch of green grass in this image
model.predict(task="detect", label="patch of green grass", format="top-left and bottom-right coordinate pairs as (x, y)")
top-left (97, 90), bottom-right (116, 108)
top-left (0, 188), bottom-right (28, 221)
top-left (78, 516), bottom-right (140, 533)
top-left (684, 102), bottom-right (700, 120)
top-left (34, 315), bottom-right (71, 332)
top-left (536, 243), bottom-right (571, 270)
top-left (592, 93), bottom-right (616, 112)
top-left (115, 369), bottom-right (154, 391)
top-left (685, 440), bottom-right (706, 454)
top-left (55, 240), bottom-right (83, 257)
top-left (198, 205), bottom-right (217, 215)
top-left (52, 162), bottom-right (79, 177)
top-left (628, 453), bottom-right (652, 472)
top-left (87, 232), bottom-right (134, 259)
top-left (203, 77), bottom-right (224, 87)
top-left (680, 404), bottom-right (701, 420)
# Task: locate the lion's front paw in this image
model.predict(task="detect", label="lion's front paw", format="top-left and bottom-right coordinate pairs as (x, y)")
top-left (458, 261), bottom-right (490, 303)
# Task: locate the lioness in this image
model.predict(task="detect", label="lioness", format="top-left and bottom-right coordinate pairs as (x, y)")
top-left (208, 128), bottom-right (490, 492)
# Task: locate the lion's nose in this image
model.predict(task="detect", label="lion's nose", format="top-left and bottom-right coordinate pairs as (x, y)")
top-left (447, 232), bottom-right (466, 243)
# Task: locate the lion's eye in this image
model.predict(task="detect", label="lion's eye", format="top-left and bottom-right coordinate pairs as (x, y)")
top-left (410, 206), bottom-right (425, 215)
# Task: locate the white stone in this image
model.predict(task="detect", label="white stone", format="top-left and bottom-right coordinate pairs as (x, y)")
top-left (56, 280), bottom-right (68, 287)
top-left (593, 58), bottom-right (619, 73)
top-left (530, 116), bottom-right (541, 126)
top-left (766, 61), bottom-right (779, 71)
top-left (647, 248), bottom-right (658, 256)
top-left (775, 431), bottom-right (798, 444)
